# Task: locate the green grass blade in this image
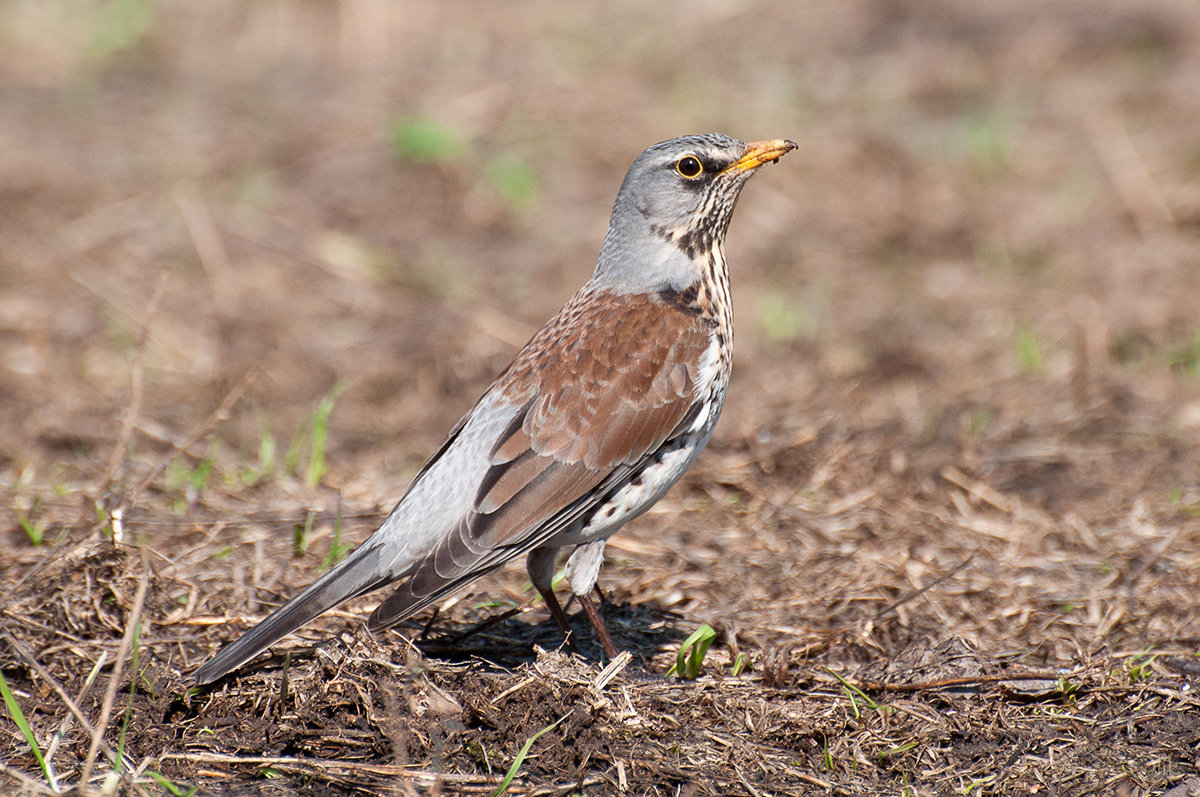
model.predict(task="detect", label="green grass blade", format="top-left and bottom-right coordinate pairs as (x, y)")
top-left (282, 422), bottom-right (309, 477)
top-left (321, 501), bottom-right (347, 569)
top-left (825, 668), bottom-right (886, 715)
top-left (686, 625), bottom-right (716, 677)
top-left (489, 713), bottom-right (568, 797)
top-left (145, 770), bottom-right (199, 796)
top-left (388, 115), bottom-right (466, 165)
top-left (293, 511), bottom-right (315, 558)
top-left (842, 684), bottom-right (861, 719)
top-left (0, 668), bottom-right (53, 785)
top-left (667, 624), bottom-right (716, 679)
top-left (16, 510), bottom-right (44, 547)
top-left (1015, 322), bottom-right (1043, 374)
top-left (306, 380), bottom-right (348, 488)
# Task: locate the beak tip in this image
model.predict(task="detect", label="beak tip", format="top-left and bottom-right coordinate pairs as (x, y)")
top-left (769, 139), bottom-right (798, 157)
top-left (725, 138), bottom-right (799, 173)
top-left (757, 138), bottom-right (798, 167)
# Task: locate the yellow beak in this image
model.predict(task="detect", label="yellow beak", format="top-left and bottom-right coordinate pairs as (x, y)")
top-left (723, 139), bottom-right (797, 174)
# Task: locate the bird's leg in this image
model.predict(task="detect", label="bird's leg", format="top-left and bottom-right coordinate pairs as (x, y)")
top-left (526, 547), bottom-right (577, 648)
top-left (577, 592), bottom-right (618, 659)
top-left (540, 588), bottom-right (576, 642)
top-left (561, 542), bottom-right (619, 657)
top-left (563, 540), bottom-right (618, 658)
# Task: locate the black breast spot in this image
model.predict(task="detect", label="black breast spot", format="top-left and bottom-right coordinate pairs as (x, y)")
top-left (657, 283), bottom-right (702, 315)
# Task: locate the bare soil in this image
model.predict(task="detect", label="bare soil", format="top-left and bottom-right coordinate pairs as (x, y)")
top-left (2, 2), bottom-right (1200, 795)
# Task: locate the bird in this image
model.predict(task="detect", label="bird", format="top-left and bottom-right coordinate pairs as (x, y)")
top-left (193, 134), bottom-right (795, 684)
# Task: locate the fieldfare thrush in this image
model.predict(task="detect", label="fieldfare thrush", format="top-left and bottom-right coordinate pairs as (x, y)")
top-left (194, 134), bottom-right (795, 683)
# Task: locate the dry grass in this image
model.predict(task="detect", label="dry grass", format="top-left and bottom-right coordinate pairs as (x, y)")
top-left (2, 1), bottom-right (1200, 794)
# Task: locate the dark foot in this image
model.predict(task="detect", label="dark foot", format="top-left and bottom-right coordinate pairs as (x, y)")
top-left (578, 592), bottom-right (619, 659)
top-left (538, 586), bottom-right (580, 651)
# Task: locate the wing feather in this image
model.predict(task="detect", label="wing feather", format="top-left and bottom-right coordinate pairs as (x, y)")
top-left (367, 289), bottom-right (714, 630)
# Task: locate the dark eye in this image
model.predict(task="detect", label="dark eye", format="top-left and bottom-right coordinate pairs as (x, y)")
top-left (675, 156), bottom-right (703, 179)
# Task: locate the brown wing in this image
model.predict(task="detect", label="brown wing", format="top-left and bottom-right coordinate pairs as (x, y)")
top-left (367, 288), bottom-right (713, 630)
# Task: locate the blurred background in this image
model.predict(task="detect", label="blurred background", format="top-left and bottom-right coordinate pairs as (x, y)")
top-left (3, 1), bottom-right (1200, 793)
top-left (3, 0), bottom-right (1200, 673)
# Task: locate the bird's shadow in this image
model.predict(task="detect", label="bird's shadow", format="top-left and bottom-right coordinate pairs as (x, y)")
top-left (407, 599), bottom-right (688, 670)
top-left (190, 602), bottom-right (689, 690)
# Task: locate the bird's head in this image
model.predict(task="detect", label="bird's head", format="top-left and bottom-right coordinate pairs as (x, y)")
top-left (594, 134), bottom-right (795, 294)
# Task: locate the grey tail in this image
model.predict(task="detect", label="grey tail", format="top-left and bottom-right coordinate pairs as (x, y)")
top-left (192, 542), bottom-right (393, 684)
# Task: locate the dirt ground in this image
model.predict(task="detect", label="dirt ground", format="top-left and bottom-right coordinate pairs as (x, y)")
top-left (3, 1), bottom-right (1200, 795)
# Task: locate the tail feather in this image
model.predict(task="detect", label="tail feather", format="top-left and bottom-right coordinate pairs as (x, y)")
top-left (367, 566), bottom-right (499, 633)
top-left (193, 543), bottom-right (393, 684)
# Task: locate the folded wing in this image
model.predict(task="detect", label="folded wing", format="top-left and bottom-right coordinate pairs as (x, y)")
top-left (368, 289), bottom-right (713, 630)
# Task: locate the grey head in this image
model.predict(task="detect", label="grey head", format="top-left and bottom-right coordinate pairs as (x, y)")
top-left (593, 134), bottom-right (797, 294)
